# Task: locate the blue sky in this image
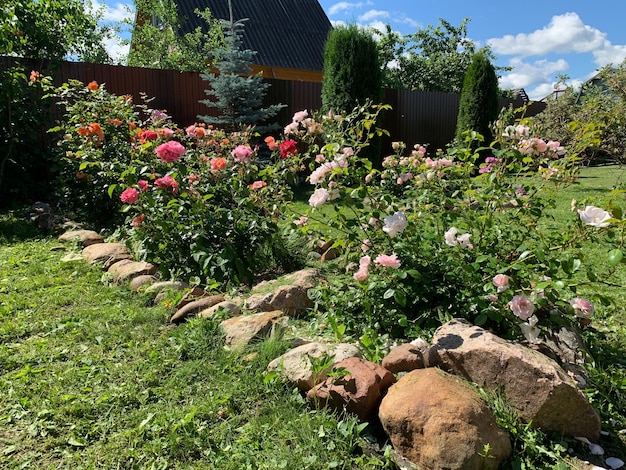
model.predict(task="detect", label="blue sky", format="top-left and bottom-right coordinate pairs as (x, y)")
top-left (100, 0), bottom-right (626, 100)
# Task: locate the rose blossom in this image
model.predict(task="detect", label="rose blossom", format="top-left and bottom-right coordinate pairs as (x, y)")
top-left (279, 139), bottom-right (298, 159)
top-left (155, 175), bottom-right (178, 189)
top-left (120, 187), bottom-right (140, 204)
top-left (231, 145), bottom-right (254, 163)
top-left (382, 212), bottom-right (407, 238)
top-left (248, 180), bottom-right (267, 190)
top-left (309, 188), bottom-right (330, 208)
top-left (132, 214), bottom-right (145, 227)
top-left (578, 206), bottom-right (612, 227)
top-left (353, 267), bottom-right (369, 282)
top-left (492, 274), bottom-right (510, 293)
top-left (374, 254), bottom-right (401, 269)
top-left (570, 298), bottom-right (594, 318)
top-left (210, 157), bottom-right (227, 171)
top-left (293, 216), bottom-right (308, 226)
top-left (138, 180), bottom-right (148, 192)
top-left (156, 140), bottom-right (185, 163)
top-left (509, 295), bottom-right (534, 320)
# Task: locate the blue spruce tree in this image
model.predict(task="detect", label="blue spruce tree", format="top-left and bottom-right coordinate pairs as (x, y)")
top-left (198, 3), bottom-right (284, 132)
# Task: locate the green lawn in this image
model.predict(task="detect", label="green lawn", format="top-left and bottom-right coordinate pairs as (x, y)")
top-left (0, 166), bottom-right (625, 469)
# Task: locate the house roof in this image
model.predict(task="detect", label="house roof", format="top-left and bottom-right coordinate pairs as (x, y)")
top-left (175, 0), bottom-right (332, 72)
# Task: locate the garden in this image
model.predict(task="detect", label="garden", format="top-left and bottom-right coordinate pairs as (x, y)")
top-left (1, 7), bottom-right (626, 468)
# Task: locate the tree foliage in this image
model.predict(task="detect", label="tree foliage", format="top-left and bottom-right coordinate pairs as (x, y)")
top-left (374, 18), bottom-right (507, 94)
top-left (455, 51), bottom-right (500, 144)
top-left (1, 0), bottom-right (112, 66)
top-left (321, 24), bottom-right (383, 114)
top-left (198, 16), bottom-right (284, 132)
top-left (127, 0), bottom-right (223, 72)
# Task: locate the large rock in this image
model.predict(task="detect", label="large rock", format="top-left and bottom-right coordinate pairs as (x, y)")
top-left (170, 295), bottom-right (226, 324)
top-left (107, 259), bottom-right (157, 284)
top-left (427, 319), bottom-right (601, 440)
top-left (198, 301), bottom-right (242, 319)
top-left (307, 357), bottom-right (395, 421)
top-left (219, 310), bottom-right (286, 348)
top-left (58, 229), bottom-right (104, 246)
top-left (379, 368), bottom-right (512, 470)
top-left (267, 342), bottom-right (361, 391)
top-left (82, 242), bottom-right (131, 267)
top-left (244, 269), bottom-right (320, 316)
top-left (382, 342), bottom-right (426, 374)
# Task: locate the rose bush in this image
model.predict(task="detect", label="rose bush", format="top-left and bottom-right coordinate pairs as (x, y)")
top-left (54, 80), bottom-right (305, 286)
top-left (291, 104), bottom-right (625, 342)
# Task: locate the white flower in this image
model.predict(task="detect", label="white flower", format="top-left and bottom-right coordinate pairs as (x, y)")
top-left (444, 227), bottom-right (473, 248)
top-left (578, 206), bottom-right (612, 227)
top-left (382, 212), bottom-right (407, 238)
top-left (308, 188), bottom-right (330, 208)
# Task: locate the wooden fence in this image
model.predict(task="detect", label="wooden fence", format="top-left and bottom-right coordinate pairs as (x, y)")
top-left (2, 57), bottom-right (546, 152)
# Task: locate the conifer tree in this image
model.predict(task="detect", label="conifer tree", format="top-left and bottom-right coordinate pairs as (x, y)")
top-left (321, 24), bottom-right (383, 114)
top-left (455, 51), bottom-right (500, 145)
top-left (197, 3), bottom-right (284, 132)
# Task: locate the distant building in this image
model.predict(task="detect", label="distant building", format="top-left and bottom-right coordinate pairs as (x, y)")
top-left (133, 0), bottom-right (332, 81)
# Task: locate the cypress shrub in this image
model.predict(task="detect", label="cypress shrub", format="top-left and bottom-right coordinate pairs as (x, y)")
top-left (321, 24), bottom-right (384, 166)
top-left (455, 51), bottom-right (500, 146)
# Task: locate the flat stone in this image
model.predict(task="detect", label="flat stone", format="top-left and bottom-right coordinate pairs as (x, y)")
top-left (219, 310), bottom-right (285, 348)
top-left (82, 242), bottom-right (131, 267)
top-left (170, 295), bottom-right (226, 324)
top-left (58, 230), bottom-right (104, 246)
top-left (107, 259), bottom-right (157, 284)
top-left (129, 274), bottom-right (157, 291)
top-left (267, 342), bottom-right (361, 391)
top-left (198, 301), bottom-right (242, 319)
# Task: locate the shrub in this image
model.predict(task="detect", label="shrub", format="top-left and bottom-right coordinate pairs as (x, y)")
top-left (455, 51), bottom-right (500, 147)
top-left (54, 80), bottom-right (302, 286)
top-left (0, 66), bottom-right (56, 205)
top-left (321, 24), bottom-right (384, 166)
top-left (292, 103), bottom-right (625, 343)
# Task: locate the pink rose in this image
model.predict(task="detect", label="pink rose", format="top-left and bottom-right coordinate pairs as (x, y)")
top-left (309, 188), bottom-right (330, 208)
top-left (156, 140), bottom-right (185, 163)
top-left (120, 187), bottom-right (139, 204)
top-left (138, 180), bottom-right (148, 192)
top-left (374, 254), bottom-right (401, 269)
top-left (353, 267), bottom-right (369, 282)
top-left (231, 145), bottom-right (254, 163)
top-left (155, 175), bottom-right (178, 189)
top-left (492, 274), bottom-right (510, 293)
top-left (248, 180), bottom-right (267, 190)
top-left (509, 295), bottom-right (534, 320)
top-left (570, 298), bottom-right (594, 318)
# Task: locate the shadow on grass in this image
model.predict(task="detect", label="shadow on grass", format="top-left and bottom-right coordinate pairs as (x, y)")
top-left (0, 210), bottom-right (42, 243)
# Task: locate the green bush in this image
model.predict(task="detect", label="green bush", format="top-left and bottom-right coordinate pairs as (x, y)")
top-left (455, 51), bottom-right (500, 147)
top-left (54, 80), bottom-right (302, 286)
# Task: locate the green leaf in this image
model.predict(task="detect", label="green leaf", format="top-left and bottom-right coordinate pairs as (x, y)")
top-left (394, 289), bottom-right (407, 307)
top-left (383, 289), bottom-right (395, 300)
top-left (608, 249), bottom-right (623, 266)
top-left (67, 436), bottom-right (86, 447)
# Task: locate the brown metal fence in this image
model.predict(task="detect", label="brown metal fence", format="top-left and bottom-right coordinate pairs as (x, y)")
top-left (2, 57), bottom-right (545, 152)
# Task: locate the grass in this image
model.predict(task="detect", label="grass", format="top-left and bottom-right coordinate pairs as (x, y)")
top-left (1, 166), bottom-right (625, 469)
top-left (0, 213), bottom-right (391, 469)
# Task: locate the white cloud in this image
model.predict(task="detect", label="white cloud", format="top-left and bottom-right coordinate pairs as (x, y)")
top-left (328, 1), bottom-right (373, 16)
top-left (498, 57), bottom-right (569, 90)
top-left (592, 42), bottom-right (626, 68)
top-left (358, 9), bottom-right (389, 22)
top-left (103, 2), bottom-right (134, 22)
top-left (102, 34), bottom-right (130, 63)
top-left (488, 12), bottom-right (605, 57)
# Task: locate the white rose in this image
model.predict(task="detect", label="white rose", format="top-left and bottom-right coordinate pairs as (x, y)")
top-left (578, 206), bottom-right (612, 227)
top-left (382, 212), bottom-right (407, 238)
top-left (308, 188), bottom-right (330, 208)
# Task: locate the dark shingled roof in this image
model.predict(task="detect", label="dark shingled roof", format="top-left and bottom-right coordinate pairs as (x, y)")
top-left (174, 0), bottom-right (332, 71)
